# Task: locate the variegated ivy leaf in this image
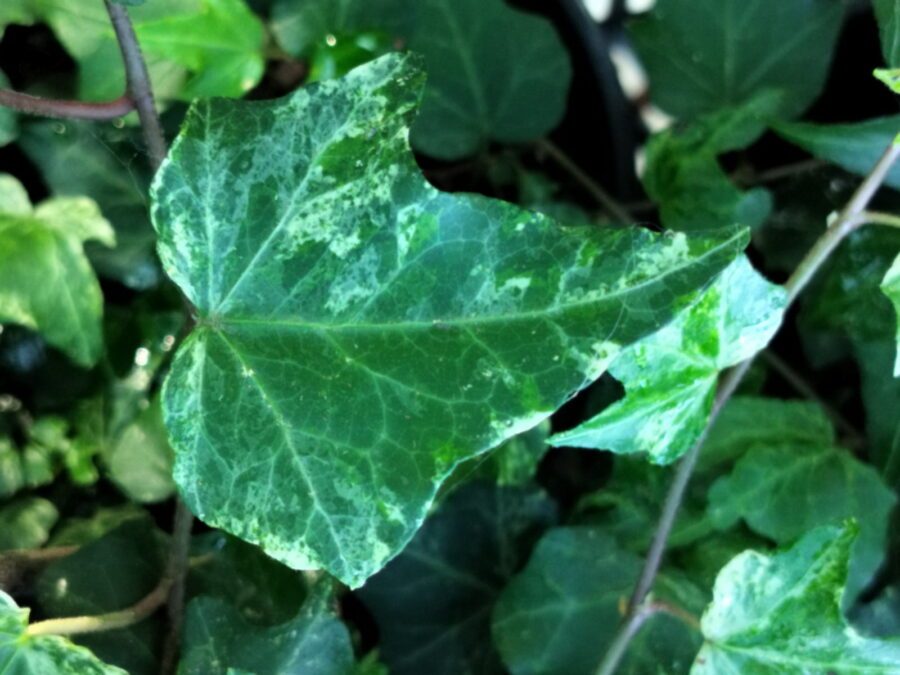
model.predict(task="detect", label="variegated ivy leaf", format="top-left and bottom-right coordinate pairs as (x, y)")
top-left (694, 523), bottom-right (900, 673)
top-left (883, 254), bottom-right (900, 376)
top-left (550, 256), bottom-right (786, 464)
top-left (152, 53), bottom-right (746, 586)
top-left (0, 174), bottom-right (114, 367)
top-left (0, 591), bottom-right (125, 674)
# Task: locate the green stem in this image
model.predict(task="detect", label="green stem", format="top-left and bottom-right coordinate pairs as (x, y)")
top-left (595, 139), bottom-right (900, 675)
top-left (860, 209), bottom-right (900, 229)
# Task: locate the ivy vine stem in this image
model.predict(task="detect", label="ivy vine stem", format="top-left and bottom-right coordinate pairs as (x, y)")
top-left (0, 90), bottom-right (134, 120)
top-left (595, 138), bottom-right (900, 675)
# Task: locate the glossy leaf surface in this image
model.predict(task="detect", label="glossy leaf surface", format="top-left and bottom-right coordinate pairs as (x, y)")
top-left (550, 256), bottom-right (786, 464)
top-left (152, 53), bottom-right (746, 585)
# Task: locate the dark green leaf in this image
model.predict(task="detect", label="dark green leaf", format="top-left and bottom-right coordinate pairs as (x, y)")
top-left (178, 585), bottom-right (353, 675)
top-left (630, 0), bottom-right (844, 120)
top-left (550, 256), bottom-right (786, 464)
top-left (694, 523), bottom-right (900, 673)
top-left (48, 505), bottom-right (147, 547)
top-left (855, 340), bottom-right (900, 485)
top-left (492, 527), bottom-right (706, 675)
top-left (358, 483), bottom-right (556, 675)
top-left (19, 120), bottom-right (160, 290)
top-left (0, 591), bottom-right (125, 674)
top-left (0, 70), bottom-right (16, 147)
top-left (643, 93), bottom-right (779, 233)
top-left (707, 443), bottom-right (896, 604)
top-left (0, 497), bottom-right (58, 551)
top-left (850, 586), bottom-right (900, 639)
top-left (0, 174), bottom-right (114, 367)
top-left (775, 115), bottom-right (900, 190)
top-left (36, 518), bottom-right (167, 675)
top-left (875, 0), bottom-right (900, 67)
top-left (151, 53), bottom-right (746, 585)
top-left (883, 253), bottom-right (900, 375)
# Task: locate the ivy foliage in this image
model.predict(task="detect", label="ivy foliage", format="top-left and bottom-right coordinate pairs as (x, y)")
top-left (0, 0), bottom-right (899, 673)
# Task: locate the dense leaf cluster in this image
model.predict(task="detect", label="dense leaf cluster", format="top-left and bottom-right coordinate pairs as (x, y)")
top-left (0, 0), bottom-right (899, 673)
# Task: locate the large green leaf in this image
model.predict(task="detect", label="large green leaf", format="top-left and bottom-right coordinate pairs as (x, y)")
top-left (271, 0), bottom-right (572, 160)
top-left (36, 518), bottom-right (167, 675)
top-left (643, 93), bottom-right (778, 233)
top-left (693, 523), bottom-right (900, 673)
top-left (775, 116), bottom-right (900, 190)
top-left (0, 174), bottom-right (114, 367)
top-left (0, 591), bottom-right (125, 674)
top-left (178, 585), bottom-right (353, 675)
top-left (26, 0), bottom-right (264, 102)
top-left (550, 256), bottom-right (786, 464)
top-left (707, 442), bottom-right (896, 604)
top-left (492, 527), bottom-right (707, 675)
top-left (629, 0), bottom-right (844, 120)
top-left (883, 253), bottom-right (900, 376)
top-left (151, 53), bottom-right (746, 586)
top-left (358, 483), bottom-right (556, 675)
top-left (875, 0), bottom-right (900, 67)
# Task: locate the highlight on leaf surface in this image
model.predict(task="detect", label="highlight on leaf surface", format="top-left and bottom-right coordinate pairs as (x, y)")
top-left (0, 174), bottom-right (114, 368)
top-left (150, 52), bottom-right (748, 586)
top-left (694, 523), bottom-right (900, 673)
top-left (883, 254), bottom-right (900, 376)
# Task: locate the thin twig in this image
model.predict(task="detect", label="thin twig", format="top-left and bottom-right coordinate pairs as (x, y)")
top-left (105, 1), bottom-right (167, 171)
top-left (761, 350), bottom-right (864, 444)
top-left (736, 158), bottom-right (826, 186)
top-left (0, 90), bottom-right (134, 120)
top-left (160, 501), bottom-right (194, 675)
top-left (536, 139), bottom-right (633, 222)
top-left (596, 139), bottom-right (900, 675)
top-left (0, 546), bottom-right (78, 591)
top-left (860, 209), bottom-right (900, 229)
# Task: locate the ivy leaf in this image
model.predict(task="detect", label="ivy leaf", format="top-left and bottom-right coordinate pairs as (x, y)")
top-left (775, 116), bottom-right (900, 190)
top-left (103, 397), bottom-right (175, 503)
top-left (19, 120), bottom-right (160, 290)
top-left (874, 0), bottom-right (900, 68)
top-left (882, 254), bottom-right (900, 376)
top-left (0, 174), bottom-right (114, 368)
top-left (0, 591), bottom-right (125, 674)
top-left (550, 256), bottom-right (786, 464)
top-left (358, 483), bottom-right (556, 675)
top-left (707, 442), bottom-right (897, 604)
top-left (36, 517), bottom-right (168, 675)
top-left (270, 0), bottom-right (411, 57)
top-left (492, 527), bottom-right (707, 675)
top-left (629, 0), bottom-right (845, 120)
top-left (643, 93), bottom-right (779, 233)
top-left (694, 523), bottom-right (900, 673)
top-left (0, 497), bottom-right (58, 551)
top-left (151, 53), bottom-right (747, 586)
top-left (178, 585), bottom-right (354, 675)
top-left (31, 0), bottom-right (265, 103)
top-left (271, 0), bottom-right (573, 160)
top-left (855, 341), bottom-right (900, 485)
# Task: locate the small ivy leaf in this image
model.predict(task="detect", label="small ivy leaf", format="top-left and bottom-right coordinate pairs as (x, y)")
top-left (271, 0), bottom-right (573, 160)
top-left (776, 115), bottom-right (900, 190)
top-left (707, 441), bottom-right (896, 605)
top-left (882, 254), bottom-right (900, 376)
top-left (0, 497), bottom-right (58, 551)
top-left (550, 256), bottom-right (786, 464)
top-left (875, 68), bottom-right (900, 94)
top-left (358, 483), bottom-right (557, 675)
top-left (36, 518), bottom-right (168, 675)
top-left (629, 0), bottom-right (845, 121)
top-left (178, 584), bottom-right (354, 675)
top-left (694, 523), bottom-right (900, 673)
top-left (492, 527), bottom-right (707, 675)
top-left (874, 0), bottom-right (900, 68)
top-left (0, 174), bottom-right (114, 368)
top-left (642, 93), bottom-right (781, 233)
top-left (152, 53), bottom-right (747, 586)
top-left (0, 591), bottom-right (126, 674)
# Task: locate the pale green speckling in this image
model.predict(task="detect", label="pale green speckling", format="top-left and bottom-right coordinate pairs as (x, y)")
top-left (551, 255), bottom-right (786, 464)
top-left (152, 53), bottom-right (747, 586)
top-left (694, 523), bottom-right (900, 673)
